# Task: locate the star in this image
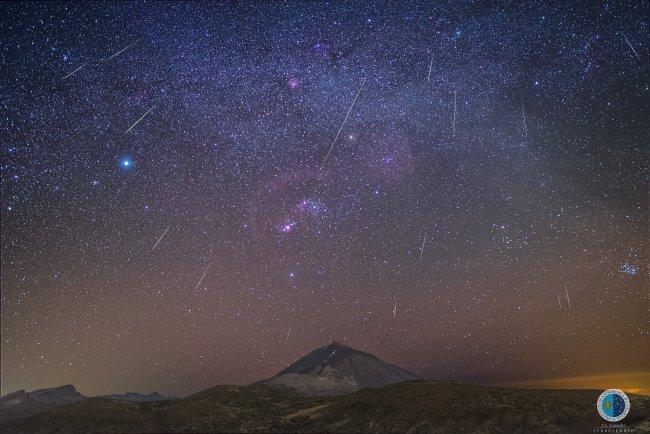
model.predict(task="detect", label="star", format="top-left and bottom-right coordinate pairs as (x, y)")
top-left (120, 158), bottom-right (133, 169)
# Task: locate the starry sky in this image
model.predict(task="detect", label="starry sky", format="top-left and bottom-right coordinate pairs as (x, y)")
top-left (1, 1), bottom-right (648, 397)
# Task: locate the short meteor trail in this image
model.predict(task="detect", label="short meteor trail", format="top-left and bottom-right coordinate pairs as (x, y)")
top-left (152, 226), bottom-right (170, 251)
top-left (193, 265), bottom-right (210, 291)
top-left (103, 40), bottom-right (138, 63)
top-left (452, 90), bottom-right (457, 136)
top-left (419, 232), bottom-right (427, 262)
top-left (320, 77), bottom-right (366, 170)
top-left (285, 327), bottom-right (292, 344)
top-left (427, 57), bottom-right (434, 81)
top-left (125, 105), bottom-right (155, 133)
top-left (392, 299), bottom-right (397, 318)
top-left (62, 61), bottom-right (89, 80)
top-left (564, 284), bottom-right (571, 309)
top-left (621, 32), bottom-right (641, 61)
top-left (522, 102), bottom-right (528, 138)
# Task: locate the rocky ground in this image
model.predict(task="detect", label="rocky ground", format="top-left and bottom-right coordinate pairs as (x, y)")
top-left (1, 380), bottom-right (648, 433)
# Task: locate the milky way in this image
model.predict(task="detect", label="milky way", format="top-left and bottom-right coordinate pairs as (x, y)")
top-left (1, 1), bottom-right (647, 396)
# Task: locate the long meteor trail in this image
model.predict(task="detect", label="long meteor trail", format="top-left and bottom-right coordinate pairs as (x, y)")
top-left (152, 226), bottom-right (170, 251)
top-left (125, 105), bottom-right (155, 133)
top-left (103, 40), bottom-right (138, 63)
top-left (193, 265), bottom-right (210, 291)
top-left (62, 62), bottom-right (89, 80)
top-left (621, 32), bottom-right (641, 61)
top-left (320, 77), bottom-right (366, 170)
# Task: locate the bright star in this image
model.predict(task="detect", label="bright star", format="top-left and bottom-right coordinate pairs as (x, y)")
top-left (279, 219), bottom-right (297, 233)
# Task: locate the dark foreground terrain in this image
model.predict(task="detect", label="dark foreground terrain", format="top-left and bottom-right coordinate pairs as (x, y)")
top-left (1, 380), bottom-right (648, 433)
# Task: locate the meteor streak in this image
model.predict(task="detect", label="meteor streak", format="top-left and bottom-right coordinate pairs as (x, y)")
top-left (452, 90), bottom-right (457, 136)
top-left (564, 284), bottom-right (571, 309)
top-left (125, 105), bottom-right (155, 133)
top-left (103, 40), bottom-right (138, 63)
top-left (621, 32), bottom-right (641, 61)
top-left (320, 77), bottom-right (366, 170)
top-left (419, 232), bottom-right (427, 262)
top-left (522, 102), bottom-right (528, 138)
top-left (152, 226), bottom-right (170, 251)
top-left (193, 265), bottom-right (210, 291)
top-left (62, 62), bottom-right (88, 80)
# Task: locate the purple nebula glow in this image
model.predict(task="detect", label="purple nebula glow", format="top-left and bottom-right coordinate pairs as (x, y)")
top-left (288, 76), bottom-right (300, 89)
top-left (296, 198), bottom-right (327, 217)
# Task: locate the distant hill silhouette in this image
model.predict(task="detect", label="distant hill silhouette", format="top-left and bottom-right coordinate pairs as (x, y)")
top-left (0, 384), bottom-right (174, 423)
top-left (0, 385), bottom-right (84, 421)
top-left (99, 391), bottom-right (176, 402)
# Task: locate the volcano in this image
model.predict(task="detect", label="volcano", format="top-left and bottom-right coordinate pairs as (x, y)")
top-left (261, 341), bottom-right (419, 395)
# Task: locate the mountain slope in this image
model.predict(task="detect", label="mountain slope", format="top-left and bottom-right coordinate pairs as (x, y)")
top-left (266, 341), bottom-right (418, 395)
top-left (282, 381), bottom-right (650, 433)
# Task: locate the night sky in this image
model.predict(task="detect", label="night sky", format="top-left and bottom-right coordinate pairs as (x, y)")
top-left (1, 1), bottom-right (647, 397)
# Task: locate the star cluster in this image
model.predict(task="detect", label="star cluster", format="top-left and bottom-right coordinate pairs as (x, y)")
top-left (1, 1), bottom-right (647, 397)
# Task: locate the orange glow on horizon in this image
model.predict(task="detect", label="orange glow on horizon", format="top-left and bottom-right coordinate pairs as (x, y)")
top-left (498, 371), bottom-right (650, 396)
